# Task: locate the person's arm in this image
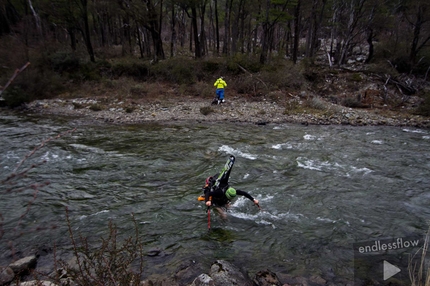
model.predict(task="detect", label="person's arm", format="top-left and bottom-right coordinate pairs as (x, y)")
top-left (205, 190), bottom-right (212, 202)
top-left (236, 189), bottom-right (259, 205)
top-left (205, 189), bottom-right (212, 206)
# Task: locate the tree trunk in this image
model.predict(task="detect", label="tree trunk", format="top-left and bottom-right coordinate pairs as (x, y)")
top-left (409, 5), bottom-right (424, 65)
top-left (292, 0), bottom-right (301, 64)
top-left (144, 0), bottom-right (165, 61)
top-left (67, 28), bottom-right (77, 51)
top-left (170, 3), bottom-right (176, 57)
top-left (365, 27), bottom-right (374, 63)
top-left (222, 0), bottom-right (232, 55)
top-left (259, 0), bottom-right (270, 64)
top-left (199, 1), bottom-right (208, 56)
top-left (215, 0), bottom-right (220, 54)
top-left (191, 7), bottom-right (201, 58)
top-left (81, 0), bottom-right (95, 62)
top-left (137, 25), bottom-right (144, 58)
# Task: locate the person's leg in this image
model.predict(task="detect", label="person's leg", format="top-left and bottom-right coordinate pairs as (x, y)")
top-left (214, 206), bottom-right (227, 220)
top-left (219, 89), bottom-right (225, 101)
top-left (216, 89), bottom-right (222, 104)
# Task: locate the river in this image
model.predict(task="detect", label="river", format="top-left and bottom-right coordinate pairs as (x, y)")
top-left (1, 111), bottom-right (429, 284)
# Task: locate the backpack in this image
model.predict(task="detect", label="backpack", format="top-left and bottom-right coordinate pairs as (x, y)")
top-left (203, 173), bottom-right (219, 193)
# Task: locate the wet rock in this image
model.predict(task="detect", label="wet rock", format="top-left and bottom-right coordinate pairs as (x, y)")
top-left (253, 269), bottom-right (283, 286)
top-left (0, 266), bottom-right (14, 285)
top-left (9, 255), bottom-right (37, 274)
top-left (190, 273), bottom-right (215, 286)
top-left (209, 260), bottom-right (253, 286)
top-left (147, 247), bottom-right (163, 257)
top-left (174, 260), bottom-right (206, 286)
top-left (19, 281), bottom-right (57, 286)
top-left (309, 275), bottom-right (327, 285)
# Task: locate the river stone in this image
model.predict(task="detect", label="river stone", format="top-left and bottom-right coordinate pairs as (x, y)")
top-left (147, 247), bottom-right (162, 257)
top-left (209, 260), bottom-right (253, 286)
top-left (9, 255), bottom-right (37, 274)
top-left (174, 260), bottom-right (206, 286)
top-left (190, 273), bottom-right (215, 286)
top-left (253, 269), bottom-right (282, 286)
top-left (0, 266), bottom-right (15, 285)
top-left (19, 281), bottom-right (57, 286)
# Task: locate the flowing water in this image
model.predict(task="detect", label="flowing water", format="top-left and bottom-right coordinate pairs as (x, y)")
top-left (1, 111), bottom-right (430, 283)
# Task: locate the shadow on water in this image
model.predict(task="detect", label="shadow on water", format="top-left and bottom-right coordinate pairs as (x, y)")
top-left (202, 227), bottom-right (237, 243)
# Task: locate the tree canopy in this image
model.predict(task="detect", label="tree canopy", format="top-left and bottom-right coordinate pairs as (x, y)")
top-left (0, 0), bottom-right (429, 73)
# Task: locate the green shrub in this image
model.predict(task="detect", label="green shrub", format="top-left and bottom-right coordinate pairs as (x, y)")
top-left (77, 62), bottom-right (102, 81)
top-left (47, 52), bottom-right (80, 74)
top-left (283, 99), bottom-right (303, 114)
top-left (125, 106), bottom-right (134, 113)
top-left (226, 54), bottom-right (262, 74)
top-left (102, 79), bottom-right (116, 89)
top-left (193, 81), bottom-right (212, 97)
top-left (260, 64), bottom-right (304, 91)
top-left (110, 59), bottom-right (149, 79)
top-left (129, 62), bottom-right (149, 78)
top-left (234, 76), bottom-right (259, 95)
top-left (200, 106), bottom-right (214, 115)
top-left (414, 92), bottom-right (430, 116)
top-left (152, 57), bottom-right (197, 84)
top-left (304, 97), bottom-right (328, 110)
top-left (342, 97), bottom-right (363, 108)
top-left (111, 61), bottom-right (130, 77)
top-left (89, 104), bottom-right (103, 111)
top-left (2, 86), bottom-right (31, 108)
top-left (349, 73), bottom-right (363, 82)
top-left (366, 61), bottom-right (399, 77)
top-left (392, 56), bottom-right (411, 74)
top-left (72, 102), bottom-right (84, 109)
top-left (129, 84), bottom-right (148, 97)
top-left (202, 59), bottom-right (221, 73)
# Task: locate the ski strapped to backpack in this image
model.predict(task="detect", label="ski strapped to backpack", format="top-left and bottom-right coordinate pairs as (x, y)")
top-left (213, 156), bottom-right (235, 188)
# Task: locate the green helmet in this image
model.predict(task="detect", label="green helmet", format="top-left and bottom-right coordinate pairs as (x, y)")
top-left (225, 187), bottom-right (236, 200)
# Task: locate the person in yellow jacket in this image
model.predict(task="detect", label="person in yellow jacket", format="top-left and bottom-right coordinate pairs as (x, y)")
top-left (213, 77), bottom-right (227, 104)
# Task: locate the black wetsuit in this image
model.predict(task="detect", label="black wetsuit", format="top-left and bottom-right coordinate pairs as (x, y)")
top-left (205, 187), bottom-right (255, 207)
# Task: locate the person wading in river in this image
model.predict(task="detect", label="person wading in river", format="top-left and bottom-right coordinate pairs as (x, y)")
top-left (203, 155), bottom-right (259, 219)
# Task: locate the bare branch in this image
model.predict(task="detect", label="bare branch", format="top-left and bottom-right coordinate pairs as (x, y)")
top-left (0, 62), bottom-right (31, 98)
top-left (237, 64), bottom-right (268, 89)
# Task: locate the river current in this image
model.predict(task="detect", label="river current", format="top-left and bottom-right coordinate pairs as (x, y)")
top-left (1, 111), bottom-right (429, 283)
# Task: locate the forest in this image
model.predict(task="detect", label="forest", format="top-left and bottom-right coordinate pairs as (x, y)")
top-left (0, 0), bottom-right (429, 113)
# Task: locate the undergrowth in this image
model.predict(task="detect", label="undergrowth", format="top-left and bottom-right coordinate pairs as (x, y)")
top-left (55, 210), bottom-right (145, 286)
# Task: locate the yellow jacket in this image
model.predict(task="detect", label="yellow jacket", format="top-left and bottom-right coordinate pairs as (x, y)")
top-left (214, 78), bottom-right (227, 89)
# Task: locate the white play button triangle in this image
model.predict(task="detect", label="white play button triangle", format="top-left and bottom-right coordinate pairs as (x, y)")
top-left (383, 260), bottom-right (401, 280)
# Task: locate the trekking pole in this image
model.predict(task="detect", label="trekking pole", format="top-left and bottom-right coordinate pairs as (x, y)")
top-left (207, 207), bottom-right (211, 230)
top-left (255, 202), bottom-right (262, 211)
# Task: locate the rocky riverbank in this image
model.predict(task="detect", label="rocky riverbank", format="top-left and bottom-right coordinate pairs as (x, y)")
top-left (25, 95), bottom-right (430, 128)
top-left (0, 255), bottom-right (346, 286)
